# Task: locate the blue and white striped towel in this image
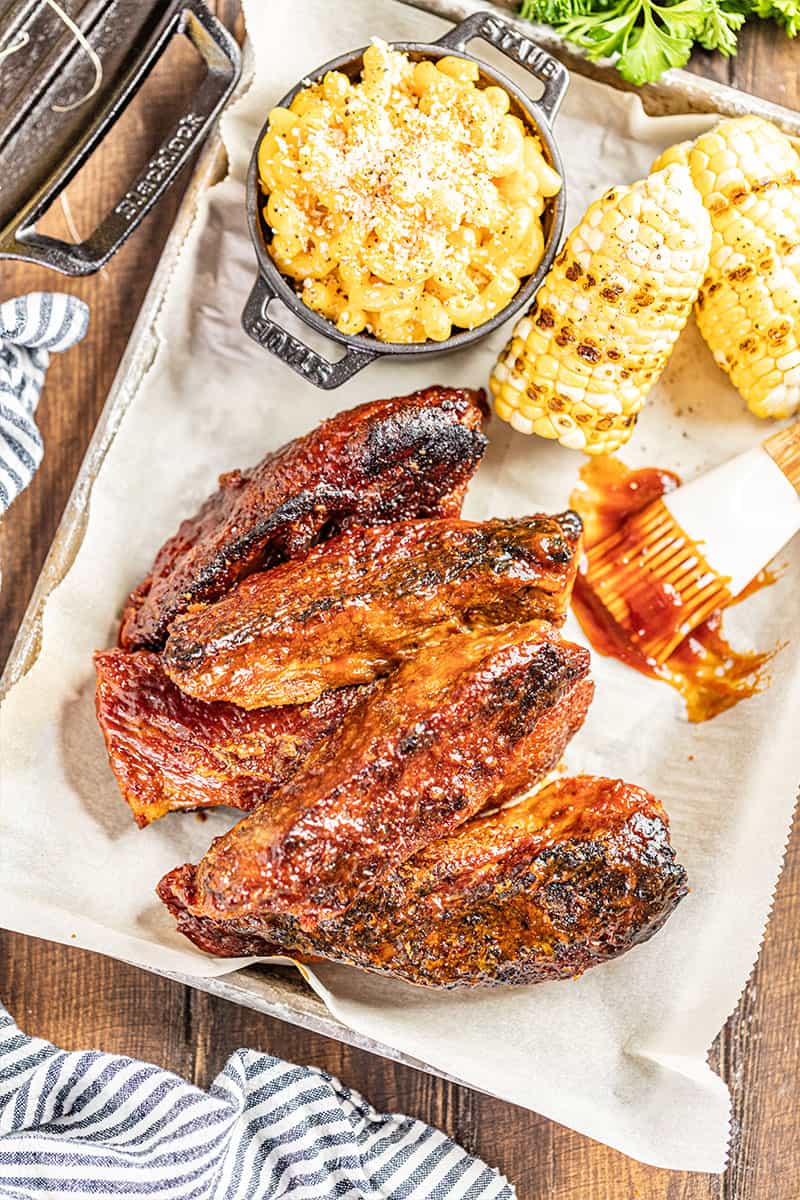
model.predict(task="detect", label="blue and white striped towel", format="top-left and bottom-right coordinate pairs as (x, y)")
top-left (0, 1002), bottom-right (514, 1199)
top-left (0, 293), bottom-right (89, 515)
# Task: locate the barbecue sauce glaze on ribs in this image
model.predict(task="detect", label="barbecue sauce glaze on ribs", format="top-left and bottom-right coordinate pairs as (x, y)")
top-left (158, 776), bottom-right (688, 988)
top-left (119, 387), bottom-right (488, 650)
top-left (94, 650), bottom-right (367, 826)
top-left (162, 512), bottom-right (582, 709)
top-left (100, 383), bottom-right (688, 989)
top-left (183, 623), bottom-right (594, 929)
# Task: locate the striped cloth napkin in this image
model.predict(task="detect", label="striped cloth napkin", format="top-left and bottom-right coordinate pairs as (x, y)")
top-left (0, 293), bottom-right (89, 515)
top-left (0, 1002), bottom-right (515, 1198)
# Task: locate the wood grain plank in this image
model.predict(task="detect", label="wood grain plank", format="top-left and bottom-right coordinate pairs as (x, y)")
top-left (1, 4), bottom-right (799, 1198)
top-left (3, 933), bottom-right (194, 1078)
top-left (728, 21), bottom-right (800, 110)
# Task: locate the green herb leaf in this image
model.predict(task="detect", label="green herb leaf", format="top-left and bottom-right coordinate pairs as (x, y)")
top-left (737, 0), bottom-right (800, 36)
top-left (519, 0), bottom-right (798, 84)
top-left (694, 0), bottom-right (746, 52)
top-left (616, 4), bottom-right (695, 84)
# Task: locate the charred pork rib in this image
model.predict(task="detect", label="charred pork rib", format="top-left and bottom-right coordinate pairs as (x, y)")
top-left (158, 776), bottom-right (688, 987)
top-left (94, 650), bottom-right (365, 827)
top-left (119, 387), bottom-right (487, 650)
top-left (162, 513), bottom-right (583, 709)
top-left (183, 622), bottom-right (594, 929)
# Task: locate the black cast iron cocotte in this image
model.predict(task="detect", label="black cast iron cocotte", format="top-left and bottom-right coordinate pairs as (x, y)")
top-left (241, 9), bottom-right (569, 390)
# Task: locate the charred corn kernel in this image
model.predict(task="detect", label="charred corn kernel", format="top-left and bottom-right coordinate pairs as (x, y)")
top-left (490, 165), bottom-right (711, 454)
top-left (653, 116), bottom-right (800, 420)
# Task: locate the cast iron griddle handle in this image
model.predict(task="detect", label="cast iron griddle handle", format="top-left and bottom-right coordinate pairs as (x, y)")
top-left (0, 0), bottom-right (240, 275)
top-left (435, 10), bottom-right (569, 122)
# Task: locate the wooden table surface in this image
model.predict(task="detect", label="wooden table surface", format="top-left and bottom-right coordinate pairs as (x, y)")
top-left (2, 5), bottom-right (799, 1196)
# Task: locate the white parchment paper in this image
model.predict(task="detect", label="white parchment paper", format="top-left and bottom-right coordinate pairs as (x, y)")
top-left (2, 0), bottom-right (799, 1172)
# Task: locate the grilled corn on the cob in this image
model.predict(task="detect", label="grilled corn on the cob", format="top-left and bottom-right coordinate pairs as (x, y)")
top-left (489, 164), bottom-right (711, 454)
top-left (653, 117), bottom-right (800, 420)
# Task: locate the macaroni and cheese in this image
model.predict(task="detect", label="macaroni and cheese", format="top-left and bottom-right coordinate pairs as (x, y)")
top-left (257, 41), bottom-right (561, 344)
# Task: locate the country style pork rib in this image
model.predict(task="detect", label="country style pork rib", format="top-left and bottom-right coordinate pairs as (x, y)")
top-left (162, 513), bottom-right (583, 709)
top-left (93, 650), bottom-right (366, 826)
top-left (158, 776), bottom-right (688, 987)
top-left (119, 387), bottom-right (487, 650)
top-left (183, 623), bottom-right (594, 929)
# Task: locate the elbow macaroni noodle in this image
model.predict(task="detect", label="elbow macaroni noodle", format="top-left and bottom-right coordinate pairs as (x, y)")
top-left (258, 41), bottom-right (561, 344)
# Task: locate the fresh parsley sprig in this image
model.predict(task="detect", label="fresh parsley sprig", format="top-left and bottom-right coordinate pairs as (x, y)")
top-left (519, 0), bottom-right (797, 84)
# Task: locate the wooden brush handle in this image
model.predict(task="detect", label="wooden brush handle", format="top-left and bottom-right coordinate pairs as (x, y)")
top-left (763, 422), bottom-right (800, 492)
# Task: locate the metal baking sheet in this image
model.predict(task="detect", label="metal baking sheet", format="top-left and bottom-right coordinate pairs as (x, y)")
top-left (5, 0), bottom-right (800, 1078)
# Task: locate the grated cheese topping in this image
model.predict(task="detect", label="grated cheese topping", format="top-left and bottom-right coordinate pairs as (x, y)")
top-left (258, 40), bottom-right (561, 343)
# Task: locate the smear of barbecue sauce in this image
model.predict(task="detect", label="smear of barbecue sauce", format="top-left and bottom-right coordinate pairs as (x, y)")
top-left (570, 457), bottom-right (776, 723)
